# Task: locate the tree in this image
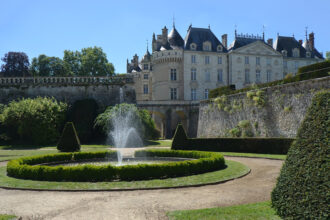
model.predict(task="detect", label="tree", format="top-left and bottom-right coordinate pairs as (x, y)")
top-left (30, 55), bottom-right (69, 77)
top-left (63, 47), bottom-right (115, 76)
top-left (326, 51), bottom-right (330, 60)
top-left (1, 52), bottom-right (30, 77)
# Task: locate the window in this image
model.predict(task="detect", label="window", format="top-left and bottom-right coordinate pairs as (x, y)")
top-left (191, 89), bottom-right (197, 100)
top-left (256, 70), bottom-right (261, 83)
top-left (170, 69), bottom-right (177, 80)
top-left (293, 48), bottom-right (300, 58)
top-left (191, 68), bottom-right (196, 81)
top-left (267, 70), bottom-right (271, 82)
top-left (218, 56), bottom-right (222, 64)
top-left (205, 69), bottom-right (210, 81)
top-left (217, 69), bottom-right (223, 82)
top-left (267, 58), bottom-right (271, 65)
top-left (143, 64), bottom-right (149, 70)
top-left (143, 74), bottom-right (148, 79)
top-left (203, 43), bottom-right (211, 51)
top-left (205, 56), bottom-right (210, 64)
top-left (217, 45), bottom-right (223, 52)
top-left (245, 56), bottom-right (249, 64)
top-left (204, 89), bottom-right (209, 99)
top-left (190, 43), bottom-right (196, 50)
top-left (283, 60), bottom-right (287, 68)
top-left (282, 50), bottom-right (287, 57)
top-left (143, 84), bottom-right (148, 94)
top-left (256, 57), bottom-right (260, 65)
top-left (191, 55), bottom-right (196, 63)
top-left (170, 88), bottom-right (177, 100)
top-left (306, 52), bottom-right (311, 58)
top-left (245, 69), bottom-right (250, 84)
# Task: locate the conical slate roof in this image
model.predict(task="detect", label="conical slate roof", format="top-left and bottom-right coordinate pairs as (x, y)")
top-left (168, 27), bottom-right (184, 48)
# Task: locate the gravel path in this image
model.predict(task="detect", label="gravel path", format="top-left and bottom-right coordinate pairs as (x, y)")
top-left (0, 152), bottom-right (283, 220)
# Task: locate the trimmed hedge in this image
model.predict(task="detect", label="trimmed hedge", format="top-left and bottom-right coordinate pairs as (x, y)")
top-left (57, 122), bottom-right (81, 152)
top-left (271, 91), bottom-right (329, 219)
top-left (6, 150), bottom-right (225, 182)
top-left (171, 125), bottom-right (294, 154)
top-left (209, 60), bottom-right (330, 98)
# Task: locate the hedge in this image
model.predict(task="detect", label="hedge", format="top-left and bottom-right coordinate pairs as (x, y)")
top-left (271, 91), bottom-right (329, 219)
top-left (171, 125), bottom-right (294, 154)
top-left (6, 150), bottom-right (225, 182)
top-left (209, 60), bottom-right (330, 98)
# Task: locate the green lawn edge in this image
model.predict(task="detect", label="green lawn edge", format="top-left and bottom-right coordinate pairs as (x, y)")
top-left (0, 214), bottom-right (16, 220)
top-left (167, 201), bottom-right (281, 220)
top-left (0, 160), bottom-right (249, 191)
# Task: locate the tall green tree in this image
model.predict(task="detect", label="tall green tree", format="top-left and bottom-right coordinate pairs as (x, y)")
top-left (30, 55), bottom-right (69, 77)
top-left (63, 50), bottom-right (81, 76)
top-left (326, 51), bottom-right (330, 60)
top-left (1, 52), bottom-right (30, 77)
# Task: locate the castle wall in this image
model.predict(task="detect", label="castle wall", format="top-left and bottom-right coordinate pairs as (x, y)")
top-left (198, 76), bottom-right (330, 138)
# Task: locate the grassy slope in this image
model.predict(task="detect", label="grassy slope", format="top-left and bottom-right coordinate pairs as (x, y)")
top-left (0, 215), bottom-right (16, 220)
top-left (167, 201), bottom-right (281, 220)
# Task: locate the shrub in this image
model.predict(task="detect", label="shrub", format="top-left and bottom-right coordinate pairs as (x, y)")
top-left (7, 150), bottom-right (225, 182)
top-left (271, 91), bottom-right (329, 219)
top-left (67, 99), bottom-right (100, 143)
top-left (94, 103), bottom-right (160, 141)
top-left (57, 122), bottom-right (81, 152)
top-left (172, 124), bottom-right (293, 154)
top-left (0, 97), bottom-right (67, 145)
top-left (172, 123), bottom-right (188, 147)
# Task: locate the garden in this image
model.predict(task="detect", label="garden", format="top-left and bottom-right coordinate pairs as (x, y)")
top-left (0, 90), bottom-right (329, 219)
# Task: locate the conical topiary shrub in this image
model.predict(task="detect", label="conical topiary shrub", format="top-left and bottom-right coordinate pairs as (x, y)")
top-left (271, 90), bottom-right (329, 219)
top-left (171, 123), bottom-right (188, 150)
top-left (57, 122), bottom-right (81, 152)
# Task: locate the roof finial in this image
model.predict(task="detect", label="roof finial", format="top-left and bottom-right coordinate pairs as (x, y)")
top-left (292, 33), bottom-right (295, 38)
top-left (305, 26), bottom-right (308, 40)
top-left (262, 25), bottom-right (265, 41)
top-left (146, 39), bottom-right (149, 52)
top-left (234, 24), bottom-right (237, 38)
top-left (208, 24), bottom-right (210, 29)
top-left (173, 14), bottom-right (175, 28)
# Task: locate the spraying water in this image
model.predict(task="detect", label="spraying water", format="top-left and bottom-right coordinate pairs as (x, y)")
top-left (109, 105), bottom-right (143, 165)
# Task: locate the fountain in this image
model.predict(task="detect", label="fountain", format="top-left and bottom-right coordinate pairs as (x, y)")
top-left (108, 105), bottom-right (143, 165)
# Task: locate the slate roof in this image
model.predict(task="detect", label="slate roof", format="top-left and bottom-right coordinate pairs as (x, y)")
top-left (184, 27), bottom-right (227, 52)
top-left (168, 27), bottom-right (184, 48)
top-left (141, 50), bottom-right (152, 62)
top-left (302, 41), bottom-right (323, 59)
top-left (228, 37), bottom-right (264, 51)
top-left (273, 36), bottom-right (307, 58)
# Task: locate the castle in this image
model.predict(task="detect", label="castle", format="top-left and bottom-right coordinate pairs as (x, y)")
top-left (127, 24), bottom-right (324, 102)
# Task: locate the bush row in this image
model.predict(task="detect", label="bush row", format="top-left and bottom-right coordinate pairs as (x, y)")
top-left (209, 60), bottom-right (330, 98)
top-left (171, 124), bottom-right (294, 154)
top-left (7, 150), bottom-right (225, 182)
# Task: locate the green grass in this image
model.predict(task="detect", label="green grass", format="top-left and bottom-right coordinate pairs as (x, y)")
top-left (167, 201), bottom-right (281, 220)
top-left (0, 214), bottom-right (16, 220)
top-left (221, 152), bottom-right (286, 160)
top-left (0, 159), bottom-right (249, 190)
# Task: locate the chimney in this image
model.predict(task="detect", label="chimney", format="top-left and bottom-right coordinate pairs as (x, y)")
top-left (298, 39), bottom-right (303, 45)
top-left (221, 34), bottom-right (227, 49)
top-left (152, 33), bottom-right (157, 52)
top-left (309, 32), bottom-right (314, 50)
top-left (133, 54), bottom-right (139, 67)
top-left (162, 26), bottom-right (168, 45)
top-left (267, 38), bottom-right (273, 47)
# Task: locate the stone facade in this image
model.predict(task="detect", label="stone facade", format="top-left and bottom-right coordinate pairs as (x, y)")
top-left (128, 25), bottom-right (324, 101)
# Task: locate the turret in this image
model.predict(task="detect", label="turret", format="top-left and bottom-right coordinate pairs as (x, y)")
top-left (162, 26), bottom-right (168, 46)
top-left (152, 33), bottom-right (157, 52)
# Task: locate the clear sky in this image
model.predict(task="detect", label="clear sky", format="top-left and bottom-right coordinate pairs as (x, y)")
top-left (1, 0), bottom-right (329, 73)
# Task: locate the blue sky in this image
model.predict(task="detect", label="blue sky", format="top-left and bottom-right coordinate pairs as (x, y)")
top-left (1, 0), bottom-right (329, 73)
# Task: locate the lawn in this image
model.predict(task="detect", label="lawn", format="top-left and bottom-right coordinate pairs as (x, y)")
top-left (167, 201), bottom-right (281, 220)
top-left (0, 214), bottom-right (16, 220)
top-left (0, 159), bottom-right (249, 190)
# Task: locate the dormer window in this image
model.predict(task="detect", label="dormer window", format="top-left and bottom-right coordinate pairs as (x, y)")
top-left (203, 41), bottom-right (211, 51)
top-left (292, 48), bottom-right (300, 57)
top-left (217, 45), bottom-right (223, 52)
top-left (190, 43), bottom-right (197, 50)
top-left (306, 52), bottom-right (311, 58)
top-left (281, 50), bottom-right (287, 57)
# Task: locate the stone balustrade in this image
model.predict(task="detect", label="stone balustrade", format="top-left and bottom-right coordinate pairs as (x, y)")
top-left (0, 76), bottom-right (134, 86)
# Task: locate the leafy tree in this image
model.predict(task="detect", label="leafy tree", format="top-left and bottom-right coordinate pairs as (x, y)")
top-left (30, 55), bottom-right (69, 77)
top-left (1, 52), bottom-right (30, 77)
top-left (326, 51), bottom-right (330, 60)
top-left (0, 97), bottom-right (67, 145)
top-left (63, 47), bottom-right (114, 76)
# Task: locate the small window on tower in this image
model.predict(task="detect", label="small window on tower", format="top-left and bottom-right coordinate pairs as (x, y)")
top-left (143, 64), bottom-right (149, 70)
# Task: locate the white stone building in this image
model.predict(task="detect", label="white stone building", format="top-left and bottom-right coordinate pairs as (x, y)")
top-left (128, 25), bottom-right (324, 102)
